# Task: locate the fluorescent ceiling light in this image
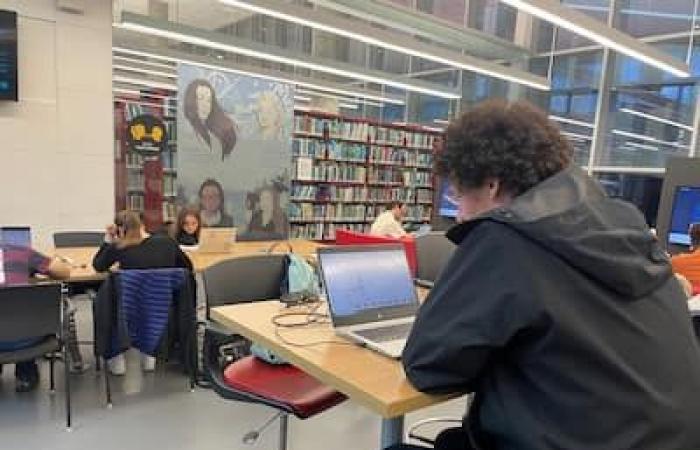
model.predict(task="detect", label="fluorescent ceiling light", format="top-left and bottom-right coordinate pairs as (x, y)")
top-left (498, 0), bottom-right (690, 77)
top-left (113, 55), bottom-right (175, 71)
top-left (623, 141), bottom-right (659, 152)
top-left (295, 88), bottom-right (385, 107)
top-left (296, 88), bottom-right (359, 104)
top-left (112, 46), bottom-right (405, 105)
top-left (561, 131), bottom-right (593, 141)
top-left (612, 129), bottom-right (688, 149)
top-left (433, 119), bottom-right (450, 125)
top-left (619, 108), bottom-right (693, 131)
top-left (113, 64), bottom-right (177, 79)
top-left (113, 75), bottom-right (177, 91)
top-left (113, 87), bottom-right (175, 101)
top-left (549, 115), bottom-right (595, 128)
top-left (116, 12), bottom-right (461, 99)
top-left (114, 97), bottom-right (176, 110)
top-left (339, 103), bottom-right (358, 110)
top-left (294, 95), bottom-right (311, 102)
top-left (218, 0), bottom-right (550, 91)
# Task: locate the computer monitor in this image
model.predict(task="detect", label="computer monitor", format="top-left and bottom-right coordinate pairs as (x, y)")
top-left (0, 226), bottom-right (31, 247)
top-left (438, 179), bottom-right (458, 218)
top-left (318, 245), bottom-right (418, 326)
top-left (667, 186), bottom-right (700, 246)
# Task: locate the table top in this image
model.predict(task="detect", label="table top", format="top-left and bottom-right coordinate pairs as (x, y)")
top-left (48, 239), bottom-right (324, 282)
top-left (210, 293), bottom-right (456, 419)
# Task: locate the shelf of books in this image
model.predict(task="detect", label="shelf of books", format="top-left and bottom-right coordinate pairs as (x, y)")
top-left (114, 94), bottom-right (178, 230)
top-left (290, 111), bottom-right (441, 241)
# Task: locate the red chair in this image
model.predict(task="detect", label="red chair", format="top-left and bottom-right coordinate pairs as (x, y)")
top-left (335, 229), bottom-right (418, 277)
top-left (202, 255), bottom-right (347, 450)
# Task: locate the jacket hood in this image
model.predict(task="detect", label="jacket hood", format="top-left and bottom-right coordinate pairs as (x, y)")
top-left (447, 166), bottom-right (671, 299)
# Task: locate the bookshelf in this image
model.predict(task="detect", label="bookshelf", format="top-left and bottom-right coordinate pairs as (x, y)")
top-left (114, 94), bottom-right (178, 228)
top-left (291, 111), bottom-right (441, 241)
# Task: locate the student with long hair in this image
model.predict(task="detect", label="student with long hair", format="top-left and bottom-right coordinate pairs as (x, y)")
top-left (183, 79), bottom-right (237, 160)
top-left (171, 206), bottom-right (202, 246)
top-left (92, 210), bottom-right (193, 375)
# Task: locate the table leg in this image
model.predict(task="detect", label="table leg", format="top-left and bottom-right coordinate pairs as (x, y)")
top-left (380, 416), bottom-right (405, 449)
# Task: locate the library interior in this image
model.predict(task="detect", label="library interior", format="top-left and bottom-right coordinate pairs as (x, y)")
top-left (4, 1), bottom-right (700, 449)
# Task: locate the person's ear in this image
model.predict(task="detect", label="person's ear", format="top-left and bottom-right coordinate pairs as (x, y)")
top-left (486, 178), bottom-right (501, 200)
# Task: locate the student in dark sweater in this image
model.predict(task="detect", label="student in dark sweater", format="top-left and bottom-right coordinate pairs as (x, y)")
top-left (92, 210), bottom-right (192, 374)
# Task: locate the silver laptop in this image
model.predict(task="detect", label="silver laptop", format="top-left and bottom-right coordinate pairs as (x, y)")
top-left (197, 227), bottom-right (237, 253)
top-left (317, 244), bottom-right (419, 359)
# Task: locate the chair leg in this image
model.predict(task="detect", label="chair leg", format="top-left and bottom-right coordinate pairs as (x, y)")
top-left (279, 413), bottom-right (289, 450)
top-left (104, 358), bottom-right (112, 408)
top-left (63, 343), bottom-right (72, 431)
top-left (49, 355), bottom-right (56, 393)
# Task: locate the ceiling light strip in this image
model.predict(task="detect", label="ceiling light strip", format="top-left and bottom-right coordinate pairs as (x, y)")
top-left (619, 108), bottom-right (693, 131)
top-left (113, 75), bottom-right (177, 91)
top-left (113, 87), bottom-right (175, 101)
top-left (612, 129), bottom-right (689, 148)
top-left (113, 64), bottom-right (177, 79)
top-left (549, 115), bottom-right (596, 129)
top-left (116, 13), bottom-right (461, 99)
top-left (112, 46), bottom-right (405, 105)
top-left (498, 0), bottom-right (690, 77)
top-left (113, 55), bottom-right (176, 71)
top-left (219, 0), bottom-right (550, 91)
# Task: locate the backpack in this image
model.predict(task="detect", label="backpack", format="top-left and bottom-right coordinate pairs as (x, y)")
top-left (249, 243), bottom-right (321, 365)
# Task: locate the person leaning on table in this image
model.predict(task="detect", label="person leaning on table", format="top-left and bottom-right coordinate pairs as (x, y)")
top-left (391, 100), bottom-right (700, 450)
top-left (370, 201), bottom-right (408, 238)
top-left (0, 243), bottom-right (70, 392)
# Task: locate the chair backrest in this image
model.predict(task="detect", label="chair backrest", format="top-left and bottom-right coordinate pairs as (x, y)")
top-left (335, 229), bottom-right (418, 277)
top-left (53, 231), bottom-right (104, 248)
top-left (415, 232), bottom-right (456, 283)
top-left (202, 254), bottom-right (287, 310)
top-left (0, 283), bottom-right (62, 341)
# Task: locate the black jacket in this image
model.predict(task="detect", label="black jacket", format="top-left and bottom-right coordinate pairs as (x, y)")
top-left (92, 235), bottom-right (192, 273)
top-left (403, 166), bottom-right (700, 450)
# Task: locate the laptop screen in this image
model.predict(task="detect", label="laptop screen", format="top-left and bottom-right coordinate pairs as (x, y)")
top-left (319, 245), bottom-right (418, 326)
top-left (0, 227), bottom-right (31, 247)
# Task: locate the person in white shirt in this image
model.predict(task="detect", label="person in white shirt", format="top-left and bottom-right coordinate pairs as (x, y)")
top-left (370, 201), bottom-right (407, 238)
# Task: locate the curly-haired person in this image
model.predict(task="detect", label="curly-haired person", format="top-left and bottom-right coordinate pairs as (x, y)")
top-left (391, 100), bottom-right (700, 450)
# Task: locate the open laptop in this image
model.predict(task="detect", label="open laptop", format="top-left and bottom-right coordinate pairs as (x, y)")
top-left (317, 244), bottom-right (419, 359)
top-left (0, 226), bottom-right (31, 247)
top-left (197, 227), bottom-right (237, 253)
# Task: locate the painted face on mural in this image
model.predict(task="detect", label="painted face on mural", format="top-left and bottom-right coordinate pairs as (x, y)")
top-left (196, 84), bottom-right (213, 121)
top-left (200, 185), bottom-right (221, 213)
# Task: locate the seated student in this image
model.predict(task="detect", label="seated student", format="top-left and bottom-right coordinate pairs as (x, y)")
top-left (171, 206), bottom-right (201, 246)
top-left (671, 223), bottom-right (700, 288)
top-left (393, 101), bottom-right (700, 450)
top-left (370, 201), bottom-right (407, 238)
top-left (0, 242), bottom-right (70, 392)
top-left (93, 210), bottom-right (193, 374)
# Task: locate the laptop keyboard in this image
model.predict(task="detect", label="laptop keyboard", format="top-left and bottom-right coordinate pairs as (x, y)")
top-left (354, 323), bottom-right (413, 343)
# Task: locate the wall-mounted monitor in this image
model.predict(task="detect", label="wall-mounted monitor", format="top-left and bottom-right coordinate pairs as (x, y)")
top-left (438, 179), bottom-right (458, 218)
top-left (667, 186), bottom-right (700, 246)
top-left (0, 10), bottom-right (17, 101)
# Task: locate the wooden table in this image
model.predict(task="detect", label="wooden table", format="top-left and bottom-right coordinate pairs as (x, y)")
top-left (210, 293), bottom-right (456, 448)
top-left (48, 239), bottom-right (324, 282)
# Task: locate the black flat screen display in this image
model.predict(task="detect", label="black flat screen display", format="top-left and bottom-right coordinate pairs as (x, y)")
top-left (0, 10), bottom-right (18, 101)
